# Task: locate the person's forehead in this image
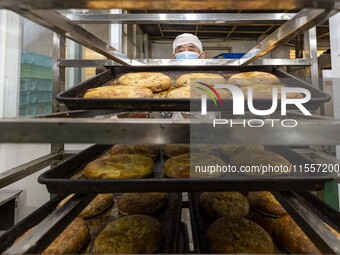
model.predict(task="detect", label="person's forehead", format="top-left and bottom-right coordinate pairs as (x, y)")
top-left (176, 43), bottom-right (198, 49)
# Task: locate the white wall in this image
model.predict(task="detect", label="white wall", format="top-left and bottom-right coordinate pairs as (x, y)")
top-left (150, 39), bottom-right (257, 59)
top-left (0, 144), bottom-right (51, 220)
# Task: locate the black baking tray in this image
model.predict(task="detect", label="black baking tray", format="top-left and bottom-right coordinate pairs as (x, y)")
top-left (56, 66), bottom-right (331, 111)
top-left (38, 144), bottom-right (334, 194)
top-left (0, 192), bottom-right (182, 254)
top-left (188, 192), bottom-right (340, 254)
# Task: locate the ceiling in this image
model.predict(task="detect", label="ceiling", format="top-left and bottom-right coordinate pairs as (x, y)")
top-left (129, 10), bottom-right (330, 44)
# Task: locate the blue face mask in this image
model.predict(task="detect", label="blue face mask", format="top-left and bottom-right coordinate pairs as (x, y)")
top-left (175, 51), bottom-right (200, 59)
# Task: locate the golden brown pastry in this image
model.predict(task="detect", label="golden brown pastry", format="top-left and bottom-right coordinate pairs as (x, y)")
top-left (166, 86), bottom-right (191, 98)
top-left (109, 144), bottom-right (159, 159)
top-left (163, 144), bottom-right (190, 158)
top-left (133, 145), bottom-right (160, 158)
top-left (58, 194), bottom-right (114, 219)
top-left (163, 153), bottom-right (225, 178)
top-left (248, 191), bottom-right (287, 217)
top-left (175, 73), bottom-right (227, 87)
top-left (118, 192), bottom-right (168, 215)
top-left (84, 154), bottom-right (154, 179)
top-left (199, 192), bottom-right (249, 218)
top-left (166, 85), bottom-right (231, 99)
top-left (229, 150), bottom-right (291, 176)
top-left (15, 217), bottom-right (90, 255)
top-left (227, 71), bottom-right (280, 87)
top-left (241, 84), bottom-right (303, 99)
top-left (274, 216), bottom-right (321, 254)
top-left (218, 144), bottom-right (265, 158)
top-left (94, 215), bottom-right (162, 254)
top-left (109, 144), bottom-right (135, 155)
top-left (207, 217), bottom-right (275, 254)
top-left (83, 85), bottom-right (153, 98)
top-left (163, 144), bottom-right (214, 158)
top-left (116, 72), bottom-right (172, 92)
top-left (191, 144), bottom-right (214, 155)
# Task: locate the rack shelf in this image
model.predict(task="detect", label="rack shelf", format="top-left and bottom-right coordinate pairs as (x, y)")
top-left (0, 117), bottom-right (340, 145)
top-left (0, 1), bottom-right (339, 254)
top-left (2, 0), bottom-right (340, 10)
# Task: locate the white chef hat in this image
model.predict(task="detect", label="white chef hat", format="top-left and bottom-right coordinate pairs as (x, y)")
top-left (173, 33), bottom-right (203, 53)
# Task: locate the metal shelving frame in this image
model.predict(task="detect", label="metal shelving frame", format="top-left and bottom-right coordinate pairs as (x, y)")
top-left (0, 0), bottom-right (340, 254)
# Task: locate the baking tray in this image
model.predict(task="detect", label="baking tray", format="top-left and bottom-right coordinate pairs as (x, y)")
top-left (189, 191), bottom-right (340, 254)
top-left (0, 192), bottom-right (182, 254)
top-left (82, 192), bottom-right (182, 254)
top-left (56, 66), bottom-right (331, 111)
top-left (38, 144), bottom-right (334, 194)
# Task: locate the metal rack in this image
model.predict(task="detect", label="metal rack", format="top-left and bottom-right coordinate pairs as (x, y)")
top-left (0, 0), bottom-right (340, 254)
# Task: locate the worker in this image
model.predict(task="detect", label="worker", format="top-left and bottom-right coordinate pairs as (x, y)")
top-left (163, 33), bottom-right (217, 120)
top-left (172, 33), bottom-right (206, 59)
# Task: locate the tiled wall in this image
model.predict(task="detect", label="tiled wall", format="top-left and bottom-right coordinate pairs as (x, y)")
top-left (19, 52), bottom-right (52, 116)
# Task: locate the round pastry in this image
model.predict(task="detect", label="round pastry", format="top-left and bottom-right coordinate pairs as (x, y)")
top-left (274, 216), bottom-right (321, 254)
top-left (94, 215), bottom-right (162, 254)
top-left (191, 144), bottom-right (214, 155)
top-left (199, 192), bottom-right (249, 218)
top-left (227, 71), bottom-right (280, 87)
top-left (116, 72), bottom-right (172, 92)
top-left (163, 153), bottom-right (225, 178)
top-left (163, 144), bottom-right (214, 158)
top-left (166, 85), bottom-right (231, 99)
top-left (218, 144), bottom-right (265, 158)
top-left (207, 217), bottom-right (275, 254)
top-left (166, 86), bottom-right (193, 98)
top-left (229, 150), bottom-right (291, 176)
top-left (118, 192), bottom-right (168, 215)
top-left (83, 85), bottom-right (153, 98)
top-left (109, 144), bottom-right (159, 159)
top-left (248, 191), bottom-right (287, 217)
top-left (58, 194), bottom-right (114, 219)
top-left (109, 144), bottom-right (135, 155)
top-left (84, 154), bottom-right (154, 179)
top-left (164, 144), bottom-right (190, 158)
top-left (133, 145), bottom-right (160, 158)
top-left (240, 84), bottom-right (303, 99)
top-left (175, 73), bottom-right (227, 88)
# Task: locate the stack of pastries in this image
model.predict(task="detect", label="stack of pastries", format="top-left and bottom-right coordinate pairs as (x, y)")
top-left (83, 71), bottom-right (304, 99)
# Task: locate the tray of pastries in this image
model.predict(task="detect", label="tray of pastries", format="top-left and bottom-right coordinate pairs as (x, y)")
top-left (188, 191), bottom-right (330, 254)
top-left (56, 66), bottom-right (330, 111)
top-left (1, 192), bottom-right (182, 254)
top-left (38, 144), bottom-right (334, 194)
